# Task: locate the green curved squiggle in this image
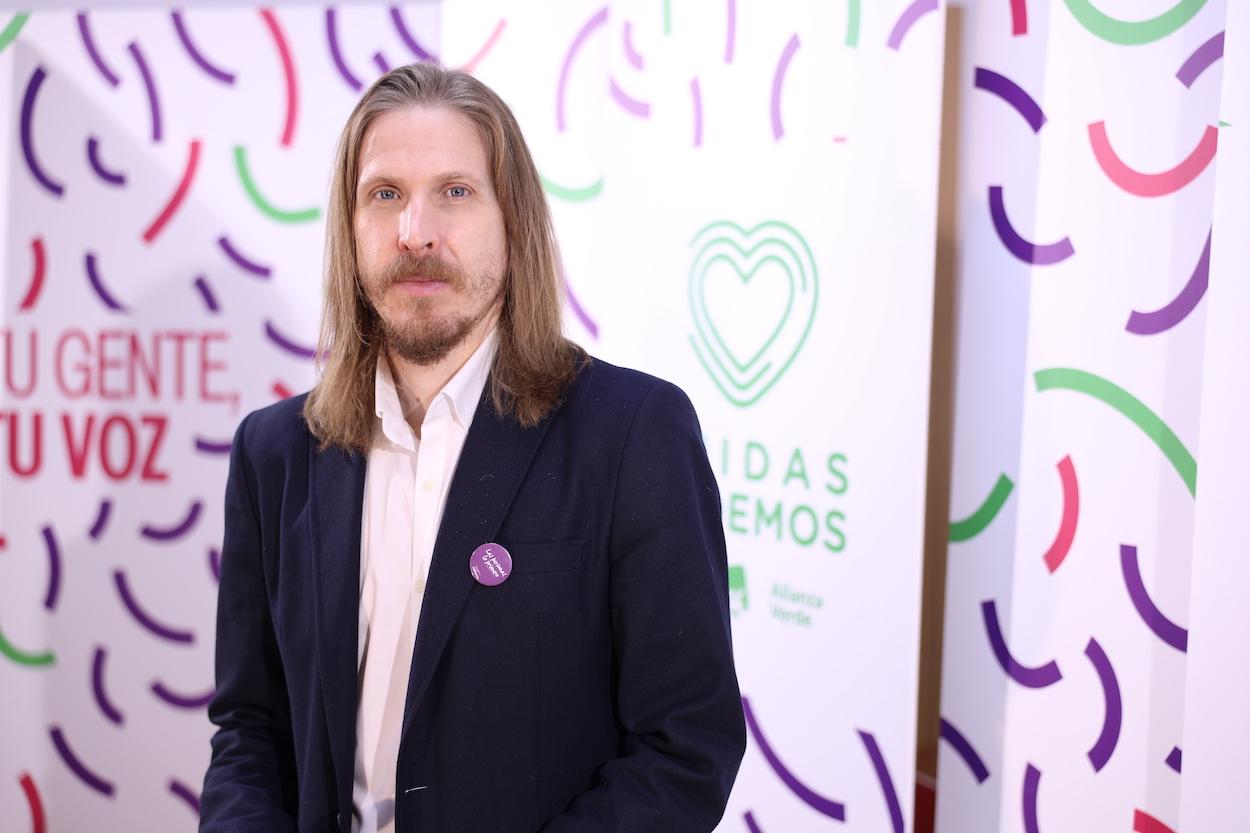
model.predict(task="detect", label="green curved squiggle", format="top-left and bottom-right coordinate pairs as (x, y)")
top-left (541, 174), bottom-right (603, 202)
top-left (233, 146), bottom-right (321, 223)
top-left (0, 12), bottom-right (29, 53)
top-left (0, 624), bottom-right (54, 667)
top-left (1036, 368), bottom-right (1197, 497)
top-left (846, 0), bottom-right (861, 47)
top-left (949, 474), bottom-right (1014, 542)
top-left (1061, 0), bottom-right (1206, 46)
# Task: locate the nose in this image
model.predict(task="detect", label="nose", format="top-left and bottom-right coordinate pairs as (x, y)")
top-left (397, 198), bottom-right (438, 253)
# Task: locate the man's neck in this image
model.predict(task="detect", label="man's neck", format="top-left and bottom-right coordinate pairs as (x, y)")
top-left (388, 315), bottom-right (496, 437)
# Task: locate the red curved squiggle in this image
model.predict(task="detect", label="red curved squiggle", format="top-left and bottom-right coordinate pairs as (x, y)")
top-left (1043, 455), bottom-right (1078, 573)
top-left (260, 9), bottom-right (298, 147)
top-left (19, 772), bottom-right (46, 833)
top-left (18, 237), bottom-right (45, 312)
top-left (143, 139), bottom-right (201, 243)
top-left (273, 381), bottom-right (294, 399)
top-left (1133, 810), bottom-right (1177, 833)
top-left (1011, 0), bottom-right (1028, 36)
top-left (1089, 121), bottom-right (1218, 197)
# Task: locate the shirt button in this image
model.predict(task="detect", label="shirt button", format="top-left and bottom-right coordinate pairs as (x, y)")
top-left (422, 479), bottom-right (435, 492)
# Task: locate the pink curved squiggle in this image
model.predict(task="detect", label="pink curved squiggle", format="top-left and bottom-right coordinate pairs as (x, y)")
top-left (1089, 121), bottom-right (1218, 198)
top-left (1042, 455), bottom-right (1078, 573)
top-left (461, 19), bottom-right (506, 74)
top-left (691, 77), bottom-right (703, 147)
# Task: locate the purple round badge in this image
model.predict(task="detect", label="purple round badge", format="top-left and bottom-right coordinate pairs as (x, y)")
top-left (469, 543), bottom-right (513, 586)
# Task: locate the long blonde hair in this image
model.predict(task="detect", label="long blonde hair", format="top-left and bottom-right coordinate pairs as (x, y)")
top-left (304, 64), bottom-right (585, 453)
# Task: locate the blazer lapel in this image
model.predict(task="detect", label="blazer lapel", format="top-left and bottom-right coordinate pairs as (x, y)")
top-left (400, 394), bottom-right (555, 735)
top-left (308, 439), bottom-right (366, 818)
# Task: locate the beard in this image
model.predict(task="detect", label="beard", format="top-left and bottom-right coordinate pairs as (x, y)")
top-left (362, 251), bottom-right (502, 366)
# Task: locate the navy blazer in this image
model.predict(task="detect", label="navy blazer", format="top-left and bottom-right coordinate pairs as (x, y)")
top-left (200, 357), bottom-right (746, 833)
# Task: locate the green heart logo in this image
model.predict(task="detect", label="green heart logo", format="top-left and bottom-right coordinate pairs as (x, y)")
top-left (688, 220), bottom-right (819, 407)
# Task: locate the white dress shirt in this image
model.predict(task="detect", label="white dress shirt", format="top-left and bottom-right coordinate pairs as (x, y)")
top-left (351, 330), bottom-right (496, 833)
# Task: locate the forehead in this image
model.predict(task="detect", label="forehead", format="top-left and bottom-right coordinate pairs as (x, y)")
top-left (356, 105), bottom-right (491, 184)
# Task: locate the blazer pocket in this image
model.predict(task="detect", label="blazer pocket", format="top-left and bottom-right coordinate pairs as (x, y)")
top-left (506, 540), bottom-right (585, 574)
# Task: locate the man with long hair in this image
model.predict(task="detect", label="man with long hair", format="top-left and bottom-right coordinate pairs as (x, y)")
top-left (200, 64), bottom-right (744, 833)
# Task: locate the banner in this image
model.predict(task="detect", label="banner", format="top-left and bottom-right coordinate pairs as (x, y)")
top-left (937, 2), bottom-right (1228, 831)
top-left (0, 3), bottom-right (943, 830)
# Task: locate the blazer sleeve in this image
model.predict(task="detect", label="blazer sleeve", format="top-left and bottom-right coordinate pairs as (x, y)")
top-left (539, 380), bottom-right (747, 833)
top-left (199, 413), bottom-right (299, 832)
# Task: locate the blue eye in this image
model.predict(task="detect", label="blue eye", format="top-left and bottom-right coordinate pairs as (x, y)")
top-left (447, 186), bottom-right (469, 198)
top-left (375, 189), bottom-right (398, 200)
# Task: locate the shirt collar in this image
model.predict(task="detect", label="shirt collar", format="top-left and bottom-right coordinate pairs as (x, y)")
top-left (373, 328), bottom-right (497, 448)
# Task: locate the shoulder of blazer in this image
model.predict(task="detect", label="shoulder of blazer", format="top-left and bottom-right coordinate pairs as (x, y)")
top-left (564, 355), bottom-right (702, 432)
top-left (234, 391), bottom-right (315, 469)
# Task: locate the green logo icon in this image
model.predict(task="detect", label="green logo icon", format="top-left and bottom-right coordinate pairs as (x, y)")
top-left (688, 220), bottom-right (818, 407)
top-left (728, 564), bottom-right (748, 617)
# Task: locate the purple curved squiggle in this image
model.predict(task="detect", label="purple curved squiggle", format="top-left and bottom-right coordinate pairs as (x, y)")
top-left (564, 279), bottom-right (600, 339)
top-left (128, 42), bottom-right (162, 143)
top-left (940, 717), bottom-right (990, 783)
top-left (770, 34), bottom-right (800, 141)
top-left (974, 67), bottom-right (1045, 132)
top-left (325, 8), bottom-right (362, 92)
top-left (141, 500), bottom-right (203, 541)
top-left (1177, 31), bottom-right (1224, 88)
top-left (218, 235), bottom-right (272, 278)
top-left (91, 646), bottom-right (124, 725)
top-left (170, 779), bottom-right (201, 814)
top-left (87, 137), bottom-right (126, 186)
top-left (193, 275), bottom-right (220, 313)
top-left (41, 526), bottom-right (61, 610)
top-left (744, 811), bottom-right (764, 833)
top-left (1126, 229), bottom-right (1210, 335)
top-left (171, 11), bottom-right (235, 84)
top-left (1165, 746), bottom-right (1182, 773)
top-left (887, 0), bottom-right (938, 50)
top-left (89, 500), bottom-right (112, 540)
top-left (373, 51), bottom-right (391, 74)
top-left (725, 0), bottom-right (737, 63)
top-left (989, 185), bottom-right (1075, 265)
top-left (21, 67), bottom-right (66, 197)
top-left (50, 725), bottom-right (115, 796)
top-left (209, 547), bottom-right (222, 582)
top-left (390, 6), bottom-right (437, 61)
top-left (265, 320), bottom-right (317, 359)
top-left (114, 570), bottom-right (196, 644)
top-left (77, 13), bottom-right (120, 87)
top-left (609, 78), bottom-right (650, 117)
top-left (742, 696), bottom-right (845, 820)
top-left (195, 436), bottom-right (232, 455)
top-left (152, 680), bottom-right (215, 709)
top-left (622, 21), bottom-right (644, 70)
top-left (557, 7), bottom-right (609, 132)
top-left (982, 599), bottom-right (1063, 687)
top-left (1023, 763), bottom-right (1041, 833)
top-left (1085, 637), bottom-right (1122, 772)
top-left (1121, 544), bottom-right (1188, 652)
top-left (85, 252), bottom-right (127, 312)
top-left (858, 729), bottom-right (904, 833)
top-left (691, 77), bottom-right (703, 147)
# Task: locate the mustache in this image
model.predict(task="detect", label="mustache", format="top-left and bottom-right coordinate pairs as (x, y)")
top-left (375, 252), bottom-right (466, 287)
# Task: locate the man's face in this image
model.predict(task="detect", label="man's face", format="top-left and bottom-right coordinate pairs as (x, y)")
top-left (354, 105), bottom-right (508, 365)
